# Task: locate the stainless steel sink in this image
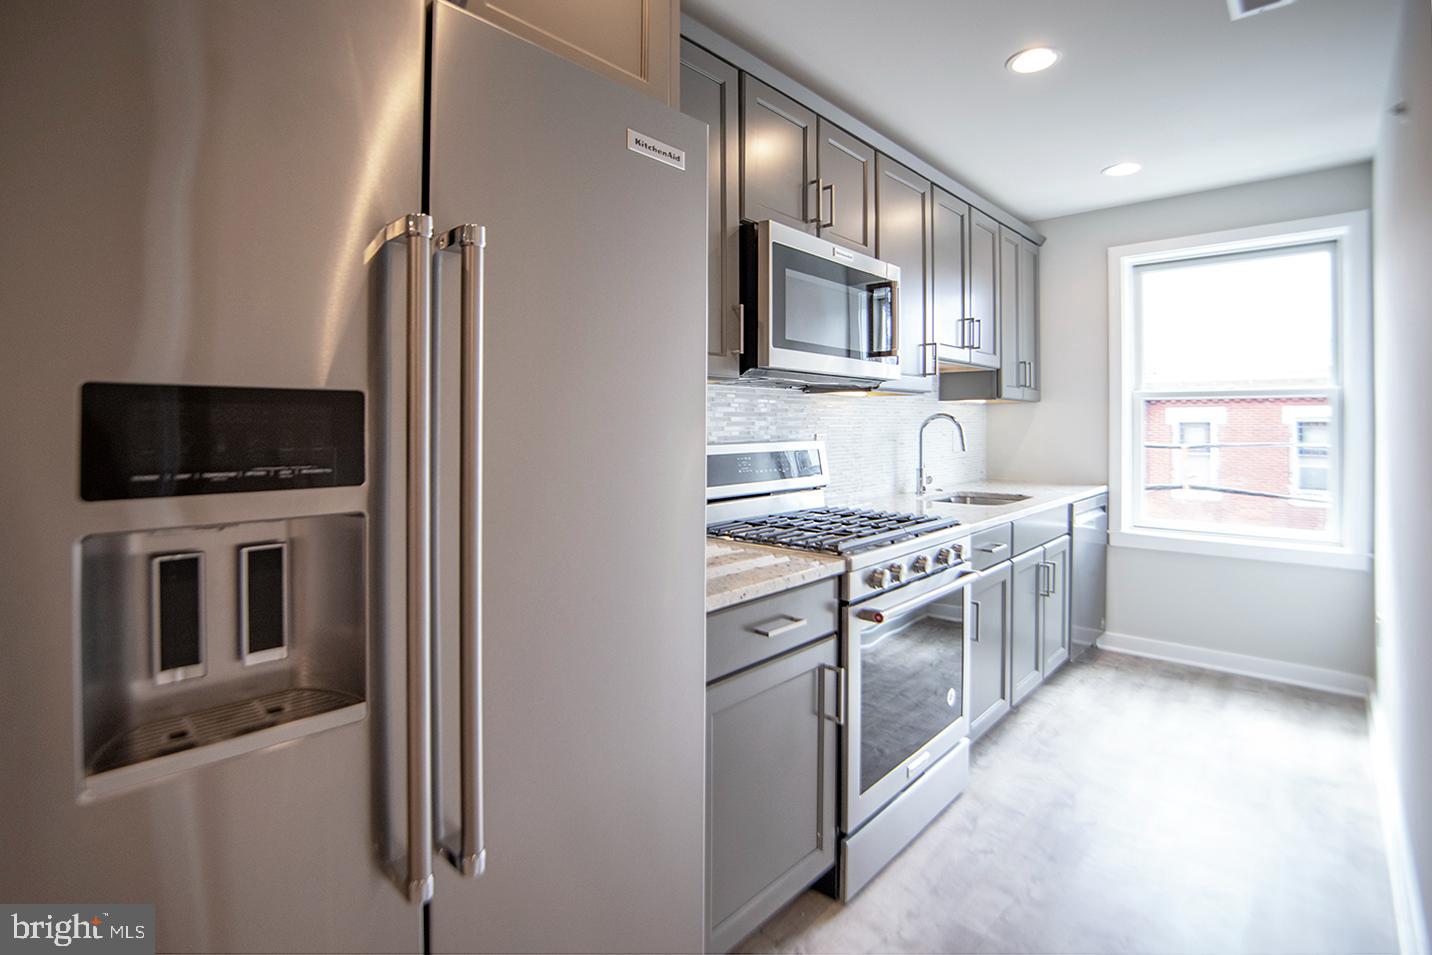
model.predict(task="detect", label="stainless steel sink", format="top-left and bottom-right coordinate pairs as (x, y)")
top-left (927, 491), bottom-right (1032, 506)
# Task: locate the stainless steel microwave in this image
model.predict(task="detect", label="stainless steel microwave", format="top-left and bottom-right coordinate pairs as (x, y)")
top-left (738, 219), bottom-right (902, 388)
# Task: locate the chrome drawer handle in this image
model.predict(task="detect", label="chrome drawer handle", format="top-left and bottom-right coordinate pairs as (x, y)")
top-left (750, 615), bottom-right (807, 638)
top-left (977, 542), bottom-right (1008, 554)
top-left (907, 750), bottom-right (933, 778)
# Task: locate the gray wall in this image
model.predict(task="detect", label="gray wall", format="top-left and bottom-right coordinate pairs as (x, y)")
top-left (1373, 0), bottom-right (1432, 944)
top-left (707, 385), bottom-right (987, 501)
top-left (986, 162), bottom-right (1375, 677)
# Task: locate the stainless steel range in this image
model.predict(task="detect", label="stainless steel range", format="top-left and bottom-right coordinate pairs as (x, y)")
top-left (707, 440), bottom-right (976, 899)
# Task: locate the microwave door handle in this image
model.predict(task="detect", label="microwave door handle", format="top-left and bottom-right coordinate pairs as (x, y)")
top-left (868, 281), bottom-right (898, 359)
top-left (436, 224), bottom-right (489, 880)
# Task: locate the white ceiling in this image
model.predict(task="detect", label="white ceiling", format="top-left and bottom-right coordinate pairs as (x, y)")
top-left (683, 0), bottom-right (1402, 222)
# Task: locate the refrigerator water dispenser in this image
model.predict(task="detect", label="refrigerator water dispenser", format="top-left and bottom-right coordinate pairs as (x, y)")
top-left (79, 514), bottom-right (367, 797)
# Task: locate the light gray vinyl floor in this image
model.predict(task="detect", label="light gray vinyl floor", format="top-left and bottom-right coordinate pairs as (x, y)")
top-left (738, 650), bottom-right (1397, 955)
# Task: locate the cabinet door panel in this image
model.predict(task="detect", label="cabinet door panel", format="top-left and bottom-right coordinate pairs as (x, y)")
top-left (816, 118), bottom-right (875, 255)
top-left (997, 224), bottom-right (1024, 399)
top-left (1010, 549), bottom-right (1042, 705)
top-left (1019, 236), bottom-right (1040, 399)
top-left (741, 75), bottom-right (816, 232)
top-left (932, 187), bottom-right (971, 364)
top-left (680, 41), bottom-right (740, 379)
top-left (968, 209), bottom-right (1001, 371)
top-left (875, 153), bottom-right (933, 384)
top-left (707, 637), bottom-right (837, 953)
top-left (1040, 535), bottom-right (1070, 675)
top-left (969, 563), bottom-right (1011, 739)
top-left (470, 0), bottom-right (676, 104)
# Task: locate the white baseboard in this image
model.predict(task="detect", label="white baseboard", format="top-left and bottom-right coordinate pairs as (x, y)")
top-left (1370, 689), bottom-right (1432, 955)
top-left (1096, 631), bottom-right (1373, 697)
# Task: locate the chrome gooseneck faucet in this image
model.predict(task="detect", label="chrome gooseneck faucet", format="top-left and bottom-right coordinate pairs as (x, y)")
top-left (917, 412), bottom-right (966, 495)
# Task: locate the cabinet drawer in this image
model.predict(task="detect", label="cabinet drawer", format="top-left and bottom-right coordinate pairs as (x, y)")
top-left (1012, 505), bottom-right (1069, 555)
top-left (707, 579), bottom-right (839, 682)
top-left (968, 523), bottom-right (1013, 570)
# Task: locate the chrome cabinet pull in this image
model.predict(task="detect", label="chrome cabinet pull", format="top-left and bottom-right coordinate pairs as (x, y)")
top-left (808, 178), bottom-right (821, 224)
top-left (373, 213), bottom-right (435, 905)
top-left (436, 224), bottom-right (488, 879)
top-left (970, 600), bottom-right (982, 642)
top-left (751, 615), bottom-right (807, 639)
top-left (820, 180), bottom-right (835, 228)
top-left (820, 664), bottom-right (847, 725)
top-left (733, 303), bottom-right (745, 356)
top-left (977, 541), bottom-right (1008, 555)
top-left (971, 318), bottom-right (982, 351)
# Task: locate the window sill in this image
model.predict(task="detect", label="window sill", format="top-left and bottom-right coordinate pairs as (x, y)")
top-left (1110, 526), bottom-right (1370, 570)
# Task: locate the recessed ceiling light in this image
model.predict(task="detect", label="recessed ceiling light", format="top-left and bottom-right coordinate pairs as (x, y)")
top-left (1101, 161), bottom-right (1143, 177)
top-left (1005, 47), bottom-right (1060, 74)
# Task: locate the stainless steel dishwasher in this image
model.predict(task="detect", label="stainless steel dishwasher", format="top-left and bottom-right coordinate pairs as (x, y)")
top-left (1070, 494), bottom-right (1108, 660)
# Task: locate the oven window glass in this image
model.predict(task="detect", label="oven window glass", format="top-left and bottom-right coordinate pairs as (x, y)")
top-left (859, 593), bottom-right (965, 793)
top-left (772, 243), bottom-right (888, 360)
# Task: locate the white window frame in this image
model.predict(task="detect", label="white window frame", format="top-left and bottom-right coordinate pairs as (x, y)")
top-left (1107, 212), bottom-right (1371, 569)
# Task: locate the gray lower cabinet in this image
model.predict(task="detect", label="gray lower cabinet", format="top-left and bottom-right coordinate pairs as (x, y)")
top-left (706, 635), bottom-right (839, 953)
top-left (1010, 548), bottom-right (1043, 704)
top-left (1040, 534), bottom-right (1071, 674)
top-left (679, 40), bottom-right (741, 380)
top-left (874, 153), bottom-right (933, 391)
top-left (968, 562), bottom-right (1012, 739)
top-left (816, 118), bottom-right (876, 255)
top-left (741, 74), bottom-right (817, 233)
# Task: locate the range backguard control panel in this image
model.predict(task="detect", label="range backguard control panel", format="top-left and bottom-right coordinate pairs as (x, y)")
top-left (80, 383), bottom-right (364, 501)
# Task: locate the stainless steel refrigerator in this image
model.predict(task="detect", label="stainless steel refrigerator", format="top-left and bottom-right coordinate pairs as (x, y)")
top-left (0, 2), bottom-right (708, 952)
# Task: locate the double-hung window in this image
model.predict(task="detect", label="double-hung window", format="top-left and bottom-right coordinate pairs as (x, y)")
top-left (1109, 213), bottom-right (1370, 567)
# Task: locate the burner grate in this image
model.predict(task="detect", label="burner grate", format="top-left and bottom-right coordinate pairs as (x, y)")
top-left (708, 507), bottom-right (960, 555)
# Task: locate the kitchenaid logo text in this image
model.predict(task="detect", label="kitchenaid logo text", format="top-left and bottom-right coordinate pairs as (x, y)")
top-left (626, 128), bottom-right (685, 170)
top-left (2, 906), bottom-right (152, 954)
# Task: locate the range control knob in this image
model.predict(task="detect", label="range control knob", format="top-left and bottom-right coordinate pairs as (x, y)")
top-left (935, 547), bottom-right (956, 566)
top-left (887, 563), bottom-right (904, 584)
top-left (866, 567), bottom-right (888, 589)
top-left (911, 555), bottom-right (931, 574)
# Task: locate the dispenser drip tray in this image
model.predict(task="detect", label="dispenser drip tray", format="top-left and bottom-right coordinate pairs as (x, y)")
top-left (86, 688), bottom-right (364, 793)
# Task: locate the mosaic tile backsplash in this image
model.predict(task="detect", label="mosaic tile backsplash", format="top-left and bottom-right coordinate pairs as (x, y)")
top-left (706, 384), bottom-right (988, 502)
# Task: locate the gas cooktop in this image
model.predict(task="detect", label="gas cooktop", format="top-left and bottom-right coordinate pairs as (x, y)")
top-left (707, 506), bottom-right (961, 556)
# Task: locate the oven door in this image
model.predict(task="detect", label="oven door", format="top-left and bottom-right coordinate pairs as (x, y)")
top-left (843, 563), bottom-right (976, 832)
top-left (746, 219), bottom-right (902, 383)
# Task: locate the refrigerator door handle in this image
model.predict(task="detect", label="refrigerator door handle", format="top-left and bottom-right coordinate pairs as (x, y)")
top-left (371, 213), bottom-right (437, 904)
top-left (437, 223), bottom-right (488, 879)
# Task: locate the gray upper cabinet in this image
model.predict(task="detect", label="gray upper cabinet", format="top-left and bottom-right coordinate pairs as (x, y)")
top-left (1040, 534), bottom-right (1070, 675)
top-left (680, 40), bottom-right (741, 380)
top-left (998, 227), bottom-right (1041, 400)
top-left (706, 636), bottom-right (839, 954)
top-left (815, 119), bottom-right (876, 255)
top-left (969, 562), bottom-right (1012, 740)
top-left (469, 0), bottom-right (678, 105)
top-left (1010, 548), bottom-right (1043, 705)
top-left (1018, 236), bottom-right (1040, 400)
top-left (967, 209), bottom-right (1002, 370)
top-left (874, 153), bottom-right (933, 389)
top-left (931, 187), bottom-right (971, 364)
top-left (741, 75), bottom-right (817, 232)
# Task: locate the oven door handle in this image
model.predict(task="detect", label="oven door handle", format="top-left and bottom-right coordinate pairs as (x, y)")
top-left (856, 568), bottom-right (978, 624)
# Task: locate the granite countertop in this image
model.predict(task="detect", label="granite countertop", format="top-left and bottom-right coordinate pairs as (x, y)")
top-left (704, 481), bottom-right (1108, 612)
top-left (837, 480), bottom-right (1109, 538)
top-left (705, 539), bottom-right (844, 613)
